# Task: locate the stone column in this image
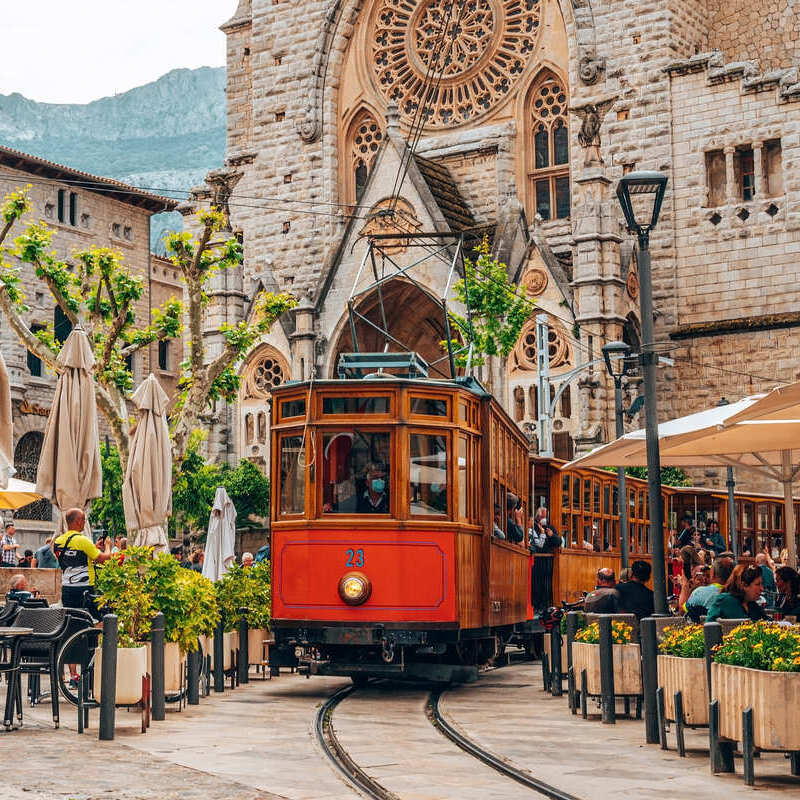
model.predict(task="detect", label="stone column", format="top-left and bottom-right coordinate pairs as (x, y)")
top-left (724, 145), bottom-right (736, 205)
top-left (752, 141), bottom-right (763, 199)
top-left (289, 299), bottom-right (316, 381)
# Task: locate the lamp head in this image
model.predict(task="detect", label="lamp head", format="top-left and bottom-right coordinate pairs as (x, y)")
top-left (602, 340), bottom-right (632, 379)
top-left (616, 171), bottom-right (667, 235)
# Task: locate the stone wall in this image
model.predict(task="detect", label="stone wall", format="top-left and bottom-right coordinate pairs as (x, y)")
top-left (708, 0), bottom-right (800, 71)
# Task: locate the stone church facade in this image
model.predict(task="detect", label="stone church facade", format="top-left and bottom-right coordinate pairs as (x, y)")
top-left (197, 0), bottom-right (800, 493)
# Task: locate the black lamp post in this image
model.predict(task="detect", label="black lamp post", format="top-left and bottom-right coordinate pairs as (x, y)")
top-left (616, 170), bottom-right (668, 615)
top-left (602, 340), bottom-right (632, 568)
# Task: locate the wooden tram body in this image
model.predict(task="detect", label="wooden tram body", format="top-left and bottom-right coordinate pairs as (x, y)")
top-left (269, 376), bottom-right (532, 682)
top-left (532, 457), bottom-right (800, 606)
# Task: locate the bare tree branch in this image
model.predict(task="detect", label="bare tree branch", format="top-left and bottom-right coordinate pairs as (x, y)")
top-left (0, 286), bottom-right (60, 371)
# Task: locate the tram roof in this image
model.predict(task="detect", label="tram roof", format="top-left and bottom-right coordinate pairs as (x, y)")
top-left (273, 375), bottom-right (492, 399)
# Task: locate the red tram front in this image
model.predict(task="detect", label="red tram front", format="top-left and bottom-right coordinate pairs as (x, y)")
top-left (268, 375), bottom-right (534, 682)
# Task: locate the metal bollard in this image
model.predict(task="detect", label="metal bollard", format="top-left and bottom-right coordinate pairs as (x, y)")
top-left (99, 614), bottom-right (118, 741)
top-left (213, 620), bottom-right (225, 693)
top-left (742, 707), bottom-right (755, 786)
top-left (151, 612), bottom-right (165, 721)
top-left (703, 621), bottom-right (722, 697)
top-left (598, 616), bottom-right (615, 724)
top-left (640, 617), bottom-right (659, 744)
top-left (566, 612), bottom-right (579, 712)
top-left (541, 651), bottom-right (550, 691)
top-left (237, 609), bottom-right (249, 685)
top-left (550, 625), bottom-right (563, 696)
top-left (187, 647), bottom-right (201, 705)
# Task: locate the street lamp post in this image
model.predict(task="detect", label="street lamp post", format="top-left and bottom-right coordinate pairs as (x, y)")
top-left (717, 397), bottom-right (738, 558)
top-left (602, 341), bottom-right (632, 568)
top-left (616, 171), bottom-right (668, 615)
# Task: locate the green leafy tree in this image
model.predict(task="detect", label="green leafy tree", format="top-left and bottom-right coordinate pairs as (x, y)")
top-left (0, 187), bottom-right (297, 471)
top-left (624, 466), bottom-right (690, 487)
top-left (215, 562), bottom-right (271, 633)
top-left (221, 459), bottom-right (270, 529)
top-left (443, 237), bottom-right (530, 367)
top-left (91, 445), bottom-right (126, 538)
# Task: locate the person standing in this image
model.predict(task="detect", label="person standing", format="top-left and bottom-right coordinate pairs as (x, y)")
top-left (1, 522), bottom-right (20, 567)
top-left (53, 507), bottom-right (114, 618)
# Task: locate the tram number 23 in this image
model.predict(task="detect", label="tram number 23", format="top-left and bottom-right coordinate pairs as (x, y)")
top-left (345, 548), bottom-right (365, 568)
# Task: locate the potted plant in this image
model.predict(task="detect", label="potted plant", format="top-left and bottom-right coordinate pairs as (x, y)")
top-left (657, 624), bottom-right (708, 725)
top-left (571, 620), bottom-right (641, 695)
top-left (712, 621), bottom-right (800, 750)
top-left (93, 546), bottom-right (154, 704)
top-left (242, 561), bottom-right (272, 663)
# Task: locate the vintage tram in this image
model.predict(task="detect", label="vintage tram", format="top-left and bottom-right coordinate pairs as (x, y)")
top-left (268, 370), bottom-right (535, 682)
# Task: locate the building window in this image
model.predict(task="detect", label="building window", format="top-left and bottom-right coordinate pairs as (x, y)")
top-left (69, 192), bottom-right (77, 226)
top-left (737, 146), bottom-right (755, 202)
top-left (527, 72), bottom-right (570, 221)
top-left (27, 324), bottom-right (45, 376)
top-left (54, 306), bottom-right (72, 344)
top-left (705, 149), bottom-right (726, 207)
top-left (123, 225), bottom-right (133, 241)
top-left (57, 190), bottom-right (65, 223)
top-left (347, 110), bottom-right (384, 204)
top-left (763, 139), bottom-right (783, 197)
top-left (158, 340), bottom-right (169, 371)
top-left (125, 353), bottom-right (134, 377)
top-left (111, 222), bottom-right (121, 237)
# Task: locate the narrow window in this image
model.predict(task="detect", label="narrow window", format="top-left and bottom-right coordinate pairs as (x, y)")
top-left (279, 435), bottom-right (306, 515)
top-left (705, 150), bottom-right (726, 207)
top-left (27, 324), bottom-right (44, 377)
top-left (763, 139), bottom-right (783, 197)
top-left (68, 192), bottom-right (77, 226)
top-left (534, 124), bottom-right (549, 168)
top-left (158, 340), bottom-right (169, 371)
top-left (739, 147), bottom-right (755, 201)
top-left (54, 305), bottom-right (72, 344)
top-left (57, 190), bottom-right (65, 223)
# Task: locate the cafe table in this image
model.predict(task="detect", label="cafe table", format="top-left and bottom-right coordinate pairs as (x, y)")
top-left (1, 627), bottom-right (33, 730)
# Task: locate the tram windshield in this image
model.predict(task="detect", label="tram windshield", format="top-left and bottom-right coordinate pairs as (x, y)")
top-left (410, 433), bottom-right (448, 515)
top-left (322, 430), bottom-right (391, 514)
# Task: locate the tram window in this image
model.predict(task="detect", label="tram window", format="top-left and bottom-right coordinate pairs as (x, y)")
top-left (321, 430), bottom-right (391, 514)
top-left (572, 477), bottom-right (580, 510)
top-left (458, 436), bottom-right (468, 520)
top-left (612, 486), bottom-right (619, 516)
top-left (410, 433), bottom-right (448, 515)
top-left (571, 515), bottom-right (579, 547)
top-left (593, 482), bottom-right (600, 514)
top-left (583, 479), bottom-right (591, 511)
top-left (410, 397), bottom-right (448, 417)
top-left (603, 485), bottom-right (610, 516)
top-left (743, 502), bottom-right (754, 529)
top-left (322, 396), bottom-right (390, 414)
top-left (561, 474), bottom-right (570, 508)
top-left (281, 399), bottom-right (306, 418)
top-left (279, 435), bottom-right (305, 515)
top-left (459, 400), bottom-right (469, 422)
top-left (638, 492), bottom-right (645, 521)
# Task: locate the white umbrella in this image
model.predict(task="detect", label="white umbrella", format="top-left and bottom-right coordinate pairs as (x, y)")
top-left (35, 326), bottom-right (102, 532)
top-left (0, 477), bottom-right (42, 510)
top-left (565, 387), bottom-right (800, 566)
top-left (122, 374), bottom-right (172, 554)
top-left (0, 351), bottom-right (14, 489)
top-left (202, 487), bottom-right (237, 582)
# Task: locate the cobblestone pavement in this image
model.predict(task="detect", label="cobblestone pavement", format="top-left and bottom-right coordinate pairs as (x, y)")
top-left (4, 663), bottom-right (800, 799)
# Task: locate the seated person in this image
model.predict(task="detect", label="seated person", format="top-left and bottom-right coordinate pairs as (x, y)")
top-left (684, 556), bottom-right (733, 619)
top-left (492, 505), bottom-right (506, 540)
top-left (506, 494), bottom-right (524, 544)
top-left (706, 564), bottom-right (767, 622)
top-left (775, 566), bottom-right (800, 617)
top-left (358, 462), bottom-right (389, 514)
top-left (703, 520), bottom-right (726, 555)
top-left (5, 573), bottom-right (36, 603)
top-left (616, 560), bottom-right (654, 620)
top-left (583, 568), bottom-right (619, 613)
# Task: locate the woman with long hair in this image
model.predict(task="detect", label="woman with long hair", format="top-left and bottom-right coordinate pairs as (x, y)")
top-left (775, 565), bottom-right (800, 617)
top-left (706, 564), bottom-right (767, 622)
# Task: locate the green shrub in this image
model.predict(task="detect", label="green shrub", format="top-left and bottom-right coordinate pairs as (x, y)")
top-left (216, 562), bottom-right (271, 633)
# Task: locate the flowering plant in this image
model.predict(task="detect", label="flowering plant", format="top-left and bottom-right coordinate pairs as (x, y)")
top-left (713, 622), bottom-right (800, 673)
top-left (658, 624), bottom-right (705, 658)
top-left (574, 620), bottom-right (634, 645)
top-left (559, 611), bottom-right (586, 636)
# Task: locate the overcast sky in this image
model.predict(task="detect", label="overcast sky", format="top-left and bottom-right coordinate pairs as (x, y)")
top-left (0, 1), bottom-right (231, 104)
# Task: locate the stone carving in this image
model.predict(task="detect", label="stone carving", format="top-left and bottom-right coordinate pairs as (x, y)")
top-left (626, 269), bottom-right (639, 300)
top-left (578, 51), bottom-right (605, 85)
top-left (370, 0), bottom-right (542, 129)
top-left (359, 198), bottom-right (422, 254)
top-left (204, 168), bottom-right (243, 231)
top-left (522, 268), bottom-right (549, 296)
top-left (572, 97), bottom-right (616, 166)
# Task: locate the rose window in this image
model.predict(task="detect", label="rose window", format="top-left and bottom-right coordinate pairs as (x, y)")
top-left (513, 318), bottom-right (570, 371)
top-left (243, 352), bottom-right (288, 400)
top-left (371, 0), bottom-right (542, 129)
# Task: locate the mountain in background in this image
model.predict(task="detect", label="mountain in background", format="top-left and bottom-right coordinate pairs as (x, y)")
top-left (0, 66), bottom-right (226, 252)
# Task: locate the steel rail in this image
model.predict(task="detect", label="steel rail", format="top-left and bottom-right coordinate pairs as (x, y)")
top-left (427, 689), bottom-right (585, 800)
top-left (316, 683), bottom-right (400, 800)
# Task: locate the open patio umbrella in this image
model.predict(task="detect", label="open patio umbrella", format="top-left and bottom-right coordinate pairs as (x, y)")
top-left (35, 326), bottom-right (102, 532)
top-left (202, 487), bottom-right (237, 582)
top-left (122, 374), bottom-right (172, 553)
top-left (0, 351), bottom-right (15, 489)
top-left (565, 386), bottom-right (800, 567)
top-left (0, 477), bottom-right (43, 510)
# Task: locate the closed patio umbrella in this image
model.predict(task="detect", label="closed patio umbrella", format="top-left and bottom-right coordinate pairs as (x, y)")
top-left (565, 386), bottom-right (800, 566)
top-left (122, 374), bottom-right (172, 553)
top-left (35, 326), bottom-right (102, 532)
top-left (202, 487), bottom-right (237, 582)
top-left (0, 351), bottom-right (14, 489)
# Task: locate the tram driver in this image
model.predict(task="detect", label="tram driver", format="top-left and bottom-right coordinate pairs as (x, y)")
top-left (358, 462), bottom-right (389, 514)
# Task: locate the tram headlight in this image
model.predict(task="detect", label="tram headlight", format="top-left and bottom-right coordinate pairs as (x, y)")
top-left (338, 571), bottom-right (372, 606)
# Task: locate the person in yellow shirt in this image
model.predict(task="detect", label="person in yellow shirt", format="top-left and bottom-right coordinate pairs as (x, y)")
top-left (53, 507), bottom-right (114, 618)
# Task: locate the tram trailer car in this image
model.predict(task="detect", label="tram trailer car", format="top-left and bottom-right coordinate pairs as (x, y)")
top-left (268, 375), bottom-right (536, 683)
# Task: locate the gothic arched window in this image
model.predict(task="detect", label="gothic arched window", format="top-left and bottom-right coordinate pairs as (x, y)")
top-left (347, 110), bottom-right (384, 204)
top-left (527, 72), bottom-right (570, 221)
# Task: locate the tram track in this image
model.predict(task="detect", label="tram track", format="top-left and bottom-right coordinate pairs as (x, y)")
top-left (427, 687), bottom-right (584, 800)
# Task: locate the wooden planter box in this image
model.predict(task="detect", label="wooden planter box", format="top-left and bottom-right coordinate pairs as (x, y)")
top-left (145, 641), bottom-right (186, 694)
top-left (547, 631), bottom-right (568, 672)
top-left (94, 645), bottom-right (147, 705)
top-left (202, 631), bottom-right (238, 671)
top-left (713, 662), bottom-right (800, 750)
top-left (247, 628), bottom-right (270, 663)
top-left (572, 641), bottom-right (642, 695)
top-left (657, 655), bottom-right (708, 725)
